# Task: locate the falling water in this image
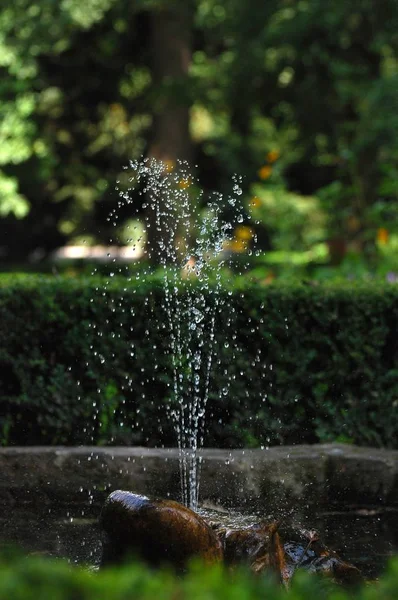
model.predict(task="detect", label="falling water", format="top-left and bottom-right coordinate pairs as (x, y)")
top-left (87, 158), bottom-right (268, 511)
top-left (123, 159), bottom-right (241, 510)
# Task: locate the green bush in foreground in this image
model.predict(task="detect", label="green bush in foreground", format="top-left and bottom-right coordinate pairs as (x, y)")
top-left (0, 273), bottom-right (398, 448)
top-left (0, 554), bottom-right (398, 600)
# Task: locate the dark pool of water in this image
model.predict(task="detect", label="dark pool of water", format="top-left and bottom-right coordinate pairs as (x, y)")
top-left (0, 506), bottom-right (103, 566)
top-left (1, 504), bottom-right (397, 579)
top-left (311, 507), bottom-right (398, 579)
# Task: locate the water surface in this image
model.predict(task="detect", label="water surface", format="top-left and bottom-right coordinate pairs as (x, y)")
top-left (1, 504), bottom-right (396, 578)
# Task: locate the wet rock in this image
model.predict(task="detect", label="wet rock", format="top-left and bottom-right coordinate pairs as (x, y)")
top-left (212, 521), bottom-right (363, 587)
top-left (281, 527), bottom-right (363, 586)
top-left (100, 491), bottom-right (363, 586)
top-left (100, 490), bottom-right (223, 570)
top-left (215, 522), bottom-right (289, 584)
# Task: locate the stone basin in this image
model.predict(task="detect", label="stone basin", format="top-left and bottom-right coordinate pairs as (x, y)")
top-left (0, 444), bottom-right (397, 578)
top-left (0, 444), bottom-right (397, 511)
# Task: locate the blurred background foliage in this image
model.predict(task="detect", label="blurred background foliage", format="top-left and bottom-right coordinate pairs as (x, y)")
top-left (1, 0), bottom-right (398, 279)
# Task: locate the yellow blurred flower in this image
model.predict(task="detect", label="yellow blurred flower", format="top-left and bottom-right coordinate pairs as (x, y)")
top-left (266, 149), bottom-right (280, 163)
top-left (178, 178), bottom-right (191, 189)
top-left (249, 196), bottom-right (261, 208)
top-left (235, 225), bottom-right (254, 241)
top-left (163, 159), bottom-right (175, 173)
top-left (377, 227), bottom-right (389, 245)
top-left (264, 272), bottom-right (275, 284)
top-left (232, 239), bottom-right (247, 253)
top-left (258, 165), bottom-right (272, 180)
top-left (223, 239), bottom-right (247, 253)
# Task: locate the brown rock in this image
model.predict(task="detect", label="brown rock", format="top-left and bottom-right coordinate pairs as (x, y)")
top-left (214, 522), bottom-right (363, 587)
top-left (215, 522), bottom-right (289, 584)
top-left (281, 527), bottom-right (363, 586)
top-left (100, 490), bottom-right (363, 586)
top-left (100, 490), bottom-right (223, 570)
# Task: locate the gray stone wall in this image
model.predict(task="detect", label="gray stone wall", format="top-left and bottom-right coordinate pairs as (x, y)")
top-left (0, 444), bottom-right (397, 512)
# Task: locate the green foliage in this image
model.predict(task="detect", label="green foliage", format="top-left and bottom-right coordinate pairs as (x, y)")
top-left (1, 274), bottom-right (397, 448)
top-left (1, 0), bottom-right (398, 272)
top-left (0, 172), bottom-right (30, 219)
top-left (0, 0), bottom-right (152, 253)
top-left (0, 552), bottom-right (398, 600)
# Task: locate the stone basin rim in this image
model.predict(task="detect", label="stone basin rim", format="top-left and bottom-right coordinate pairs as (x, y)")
top-left (0, 444), bottom-right (397, 510)
top-left (1, 442), bottom-right (397, 459)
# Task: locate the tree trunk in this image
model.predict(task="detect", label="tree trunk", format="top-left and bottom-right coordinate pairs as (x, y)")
top-left (146, 3), bottom-right (193, 264)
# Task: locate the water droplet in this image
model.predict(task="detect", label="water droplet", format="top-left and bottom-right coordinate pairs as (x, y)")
top-left (193, 308), bottom-right (203, 323)
top-left (233, 184), bottom-right (242, 196)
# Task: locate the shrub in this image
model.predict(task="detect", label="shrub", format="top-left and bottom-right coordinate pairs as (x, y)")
top-left (0, 553), bottom-right (397, 600)
top-left (0, 273), bottom-right (397, 447)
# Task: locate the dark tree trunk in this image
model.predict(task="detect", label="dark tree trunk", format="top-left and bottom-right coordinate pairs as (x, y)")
top-left (145, 3), bottom-right (193, 264)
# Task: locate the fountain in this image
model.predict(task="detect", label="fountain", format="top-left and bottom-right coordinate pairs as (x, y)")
top-left (0, 159), bottom-right (397, 580)
top-left (87, 159), bottom-right (393, 582)
top-left (112, 158), bottom-right (250, 510)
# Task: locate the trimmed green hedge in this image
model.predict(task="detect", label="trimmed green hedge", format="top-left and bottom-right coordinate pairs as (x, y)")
top-left (0, 553), bottom-right (398, 600)
top-left (0, 274), bottom-right (397, 447)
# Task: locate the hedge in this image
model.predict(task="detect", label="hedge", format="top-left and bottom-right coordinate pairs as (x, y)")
top-left (0, 553), bottom-right (398, 600)
top-left (0, 273), bottom-right (397, 447)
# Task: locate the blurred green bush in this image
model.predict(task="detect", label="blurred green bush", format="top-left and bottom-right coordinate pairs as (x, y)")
top-left (0, 552), bottom-right (398, 600)
top-left (0, 274), bottom-right (397, 448)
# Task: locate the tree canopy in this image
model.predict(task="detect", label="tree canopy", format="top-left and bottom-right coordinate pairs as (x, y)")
top-left (1, 0), bottom-right (398, 275)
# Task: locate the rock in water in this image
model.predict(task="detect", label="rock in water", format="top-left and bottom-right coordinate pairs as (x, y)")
top-left (213, 521), bottom-right (363, 587)
top-left (213, 521), bottom-right (289, 584)
top-left (281, 527), bottom-right (363, 586)
top-left (100, 490), bottom-right (223, 570)
top-left (100, 491), bottom-right (363, 586)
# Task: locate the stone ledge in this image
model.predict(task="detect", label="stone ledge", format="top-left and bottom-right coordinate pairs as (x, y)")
top-left (0, 444), bottom-right (397, 511)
